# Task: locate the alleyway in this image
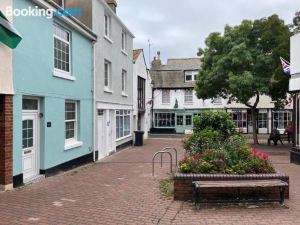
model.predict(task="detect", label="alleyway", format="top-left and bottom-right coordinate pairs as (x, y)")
top-left (1, 138), bottom-right (300, 225)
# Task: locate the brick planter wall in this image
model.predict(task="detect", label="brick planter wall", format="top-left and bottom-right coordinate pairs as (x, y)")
top-left (0, 95), bottom-right (13, 190)
top-left (174, 172), bottom-right (289, 201)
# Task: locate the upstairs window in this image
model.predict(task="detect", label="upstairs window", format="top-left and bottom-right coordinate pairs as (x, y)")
top-left (122, 31), bottom-right (127, 52)
top-left (104, 14), bottom-right (111, 38)
top-left (184, 89), bottom-right (193, 104)
top-left (54, 24), bottom-right (71, 74)
top-left (162, 90), bottom-right (170, 104)
top-left (122, 69), bottom-right (127, 94)
top-left (104, 60), bottom-right (112, 90)
top-left (213, 96), bottom-right (222, 105)
top-left (184, 71), bottom-right (198, 82)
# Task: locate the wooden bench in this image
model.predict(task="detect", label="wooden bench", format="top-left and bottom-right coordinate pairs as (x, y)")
top-left (193, 179), bottom-right (288, 209)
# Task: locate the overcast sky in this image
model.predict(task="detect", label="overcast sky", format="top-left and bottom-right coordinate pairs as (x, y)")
top-left (117, 0), bottom-right (299, 66)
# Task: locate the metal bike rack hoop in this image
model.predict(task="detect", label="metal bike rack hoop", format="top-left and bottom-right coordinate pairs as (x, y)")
top-left (152, 151), bottom-right (173, 176)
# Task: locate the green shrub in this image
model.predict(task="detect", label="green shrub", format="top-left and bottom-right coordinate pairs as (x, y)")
top-left (184, 128), bottom-right (222, 154)
top-left (193, 111), bottom-right (235, 139)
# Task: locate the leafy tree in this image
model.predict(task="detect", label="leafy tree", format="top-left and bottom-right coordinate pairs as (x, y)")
top-left (196, 15), bottom-right (291, 144)
top-left (292, 11), bottom-right (300, 34)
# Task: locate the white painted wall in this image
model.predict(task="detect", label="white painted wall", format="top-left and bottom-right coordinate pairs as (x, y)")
top-left (0, 0), bottom-right (14, 95)
top-left (290, 33), bottom-right (300, 91)
top-left (153, 89), bottom-right (225, 110)
top-left (92, 0), bottom-right (134, 149)
top-left (133, 51), bottom-right (152, 139)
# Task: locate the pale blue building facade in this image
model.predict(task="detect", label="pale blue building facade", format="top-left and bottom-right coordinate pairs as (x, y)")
top-left (12, 0), bottom-right (96, 185)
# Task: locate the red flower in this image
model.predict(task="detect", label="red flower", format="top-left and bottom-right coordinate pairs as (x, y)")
top-left (194, 153), bottom-right (202, 160)
top-left (182, 156), bottom-right (188, 162)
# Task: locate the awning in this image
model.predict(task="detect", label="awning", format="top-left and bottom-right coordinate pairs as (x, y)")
top-left (0, 11), bottom-right (22, 49)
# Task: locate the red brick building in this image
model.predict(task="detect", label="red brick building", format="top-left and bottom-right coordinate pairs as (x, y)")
top-left (0, 8), bottom-right (22, 190)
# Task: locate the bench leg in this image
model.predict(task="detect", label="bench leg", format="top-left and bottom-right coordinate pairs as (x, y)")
top-left (280, 186), bottom-right (285, 207)
top-left (194, 184), bottom-right (200, 209)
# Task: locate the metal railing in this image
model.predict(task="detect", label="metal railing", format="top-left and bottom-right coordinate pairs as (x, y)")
top-left (152, 147), bottom-right (178, 176)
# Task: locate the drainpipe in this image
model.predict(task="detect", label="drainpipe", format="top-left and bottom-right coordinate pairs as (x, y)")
top-left (92, 41), bottom-right (96, 162)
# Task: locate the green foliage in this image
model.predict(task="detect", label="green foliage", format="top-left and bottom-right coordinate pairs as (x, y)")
top-left (179, 144), bottom-right (275, 175)
top-left (184, 128), bottom-right (222, 154)
top-left (159, 177), bottom-right (174, 197)
top-left (193, 111), bottom-right (235, 139)
top-left (180, 114), bottom-right (275, 174)
top-left (196, 15), bottom-right (291, 107)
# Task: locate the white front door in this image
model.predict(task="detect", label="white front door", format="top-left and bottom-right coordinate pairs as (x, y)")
top-left (22, 113), bottom-right (39, 182)
top-left (97, 114), bottom-right (105, 159)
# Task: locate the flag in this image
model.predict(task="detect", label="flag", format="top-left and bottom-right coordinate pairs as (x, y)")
top-left (280, 57), bottom-right (290, 77)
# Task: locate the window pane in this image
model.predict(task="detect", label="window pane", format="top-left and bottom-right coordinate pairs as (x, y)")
top-left (23, 99), bottom-right (38, 110)
top-left (162, 90), bottom-right (170, 104)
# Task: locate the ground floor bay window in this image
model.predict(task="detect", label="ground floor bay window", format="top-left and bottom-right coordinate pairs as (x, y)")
top-left (272, 110), bottom-right (292, 131)
top-left (154, 113), bottom-right (175, 128)
top-left (116, 110), bottom-right (131, 139)
top-left (230, 110), bottom-right (247, 132)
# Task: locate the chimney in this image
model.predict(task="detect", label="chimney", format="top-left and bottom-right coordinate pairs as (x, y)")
top-left (151, 51), bottom-right (162, 70)
top-left (105, 0), bottom-right (117, 13)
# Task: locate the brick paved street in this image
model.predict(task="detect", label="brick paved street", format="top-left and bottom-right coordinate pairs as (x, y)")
top-left (1, 138), bottom-right (300, 225)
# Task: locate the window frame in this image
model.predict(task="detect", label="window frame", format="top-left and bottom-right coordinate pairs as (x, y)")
top-left (122, 69), bottom-right (127, 95)
top-left (162, 89), bottom-right (171, 104)
top-left (154, 113), bottom-right (175, 128)
top-left (184, 89), bottom-right (193, 104)
top-left (53, 23), bottom-right (73, 80)
top-left (272, 110), bottom-right (292, 130)
top-left (258, 112), bottom-right (268, 129)
top-left (104, 59), bottom-right (112, 91)
top-left (104, 14), bottom-right (111, 39)
top-left (184, 70), bottom-right (198, 82)
top-left (231, 110), bottom-right (247, 129)
top-left (65, 101), bottom-right (78, 145)
top-left (121, 31), bottom-right (127, 53)
top-left (185, 115), bottom-right (192, 126)
top-left (116, 110), bottom-right (131, 140)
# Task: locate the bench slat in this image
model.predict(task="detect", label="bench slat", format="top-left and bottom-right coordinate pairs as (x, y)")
top-left (194, 179), bottom-right (288, 188)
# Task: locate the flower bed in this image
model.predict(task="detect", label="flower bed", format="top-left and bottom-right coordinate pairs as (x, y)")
top-left (173, 111), bottom-right (289, 201)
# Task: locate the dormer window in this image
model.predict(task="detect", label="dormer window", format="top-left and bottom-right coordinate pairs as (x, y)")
top-left (185, 70), bottom-right (198, 82)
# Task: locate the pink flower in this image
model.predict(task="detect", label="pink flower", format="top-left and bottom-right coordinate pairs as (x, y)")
top-left (194, 153), bottom-right (202, 160)
top-left (182, 156), bottom-right (188, 162)
top-left (252, 149), bottom-right (259, 154)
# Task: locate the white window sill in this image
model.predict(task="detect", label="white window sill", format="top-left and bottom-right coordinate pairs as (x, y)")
top-left (104, 35), bottom-right (113, 44)
top-left (162, 103), bottom-right (171, 105)
top-left (104, 87), bottom-right (113, 93)
top-left (122, 92), bottom-right (128, 97)
top-left (121, 50), bottom-right (128, 56)
top-left (53, 70), bottom-right (75, 81)
top-left (64, 141), bottom-right (83, 151)
top-left (116, 134), bottom-right (132, 142)
top-left (184, 102), bottom-right (193, 105)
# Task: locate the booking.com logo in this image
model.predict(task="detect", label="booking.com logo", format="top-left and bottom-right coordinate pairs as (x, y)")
top-left (5, 6), bottom-right (82, 19)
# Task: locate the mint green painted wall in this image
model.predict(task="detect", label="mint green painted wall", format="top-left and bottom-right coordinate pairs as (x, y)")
top-left (12, 0), bottom-right (94, 175)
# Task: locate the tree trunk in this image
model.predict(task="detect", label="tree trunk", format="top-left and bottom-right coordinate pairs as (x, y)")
top-left (246, 94), bottom-right (260, 145)
top-left (251, 107), bottom-right (259, 145)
